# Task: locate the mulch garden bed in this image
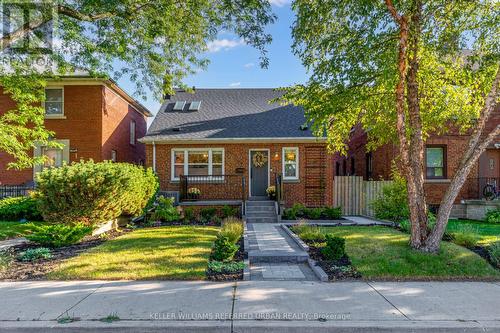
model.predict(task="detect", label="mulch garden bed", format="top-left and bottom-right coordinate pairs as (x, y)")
top-left (303, 240), bottom-right (361, 281)
top-left (0, 229), bottom-right (130, 280)
top-left (206, 238), bottom-right (245, 281)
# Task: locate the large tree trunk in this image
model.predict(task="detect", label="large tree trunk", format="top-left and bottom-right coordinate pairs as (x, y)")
top-left (405, 0), bottom-right (429, 248)
top-left (421, 65), bottom-right (500, 252)
top-left (385, 0), bottom-right (500, 253)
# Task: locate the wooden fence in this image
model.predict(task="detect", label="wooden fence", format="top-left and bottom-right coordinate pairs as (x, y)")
top-left (333, 176), bottom-right (393, 216)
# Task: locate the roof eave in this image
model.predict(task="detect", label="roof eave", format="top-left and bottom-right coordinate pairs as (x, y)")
top-left (138, 137), bottom-right (326, 144)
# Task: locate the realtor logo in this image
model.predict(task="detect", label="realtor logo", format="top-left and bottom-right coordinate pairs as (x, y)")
top-left (1, 0), bottom-right (57, 54)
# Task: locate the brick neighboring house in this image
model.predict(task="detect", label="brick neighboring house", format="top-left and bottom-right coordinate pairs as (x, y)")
top-left (140, 89), bottom-right (334, 208)
top-left (334, 107), bottom-right (500, 212)
top-left (0, 77), bottom-right (152, 185)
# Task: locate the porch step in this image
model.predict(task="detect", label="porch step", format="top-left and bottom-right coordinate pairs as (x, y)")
top-left (246, 205), bottom-right (275, 213)
top-left (246, 200), bottom-right (275, 207)
top-left (248, 250), bottom-right (308, 263)
top-left (246, 211), bottom-right (277, 218)
top-left (246, 217), bottom-right (278, 224)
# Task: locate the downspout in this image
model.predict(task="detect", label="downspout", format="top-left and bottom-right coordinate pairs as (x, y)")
top-left (152, 141), bottom-right (156, 173)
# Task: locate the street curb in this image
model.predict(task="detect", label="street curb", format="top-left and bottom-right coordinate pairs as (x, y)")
top-left (0, 320), bottom-right (498, 333)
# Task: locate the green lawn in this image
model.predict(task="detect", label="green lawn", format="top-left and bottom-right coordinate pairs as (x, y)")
top-left (447, 219), bottom-right (500, 245)
top-left (48, 226), bottom-right (219, 280)
top-left (0, 221), bottom-right (47, 241)
top-left (319, 226), bottom-right (500, 280)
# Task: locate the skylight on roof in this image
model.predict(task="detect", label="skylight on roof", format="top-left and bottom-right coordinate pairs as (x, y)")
top-left (188, 101), bottom-right (201, 111)
top-left (173, 101), bottom-right (186, 111)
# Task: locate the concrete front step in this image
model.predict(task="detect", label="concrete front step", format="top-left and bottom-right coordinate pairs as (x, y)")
top-left (246, 211), bottom-right (277, 218)
top-left (246, 200), bottom-right (275, 207)
top-left (246, 205), bottom-right (276, 212)
top-left (246, 217), bottom-right (278, 223)
top-left (248, 250), bottom-right (309, 263)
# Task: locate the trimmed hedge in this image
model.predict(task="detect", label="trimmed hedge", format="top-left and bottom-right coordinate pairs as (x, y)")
top-left (0, 196), bottom-right (42, 221)
top-left (34, 161), bottom-right (158, 226)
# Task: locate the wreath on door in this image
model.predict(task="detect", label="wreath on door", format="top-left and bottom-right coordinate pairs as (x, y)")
top-left (252, 152), bottom-right (267, 168)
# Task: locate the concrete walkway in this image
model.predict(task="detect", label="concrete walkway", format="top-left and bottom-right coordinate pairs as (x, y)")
top-left (0, 281), bottom-right (498, 332)
top-left (0, 237), bottom-right (27, 251)
top-left (246, 223), bottom-right (314, 281)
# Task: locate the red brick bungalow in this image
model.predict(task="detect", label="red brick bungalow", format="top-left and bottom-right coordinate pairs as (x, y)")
top-left (140, 89), bottom-right (334, 210)
top-left (334, 108), bottom-right (500, 218)
top-left (0, 76), bottom-right (152, 186)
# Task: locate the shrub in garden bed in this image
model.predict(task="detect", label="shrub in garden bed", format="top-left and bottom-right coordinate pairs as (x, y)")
top-left (290, 224), bottom-right (360, 280)
top-left (18, 247), bottom-right (52, 262)
top-left (370, 173), bottom-right (409, 222)
top-left (34, 161), bottom-right (158, 226)
top-left (282, 203), bottom-right (343, 220)
top-left (207, 218), bottom-right (244, 280)
top-left (485, 208), bottom-right (500, 224)
top-left (211, 235), bottom-right (239, 261)
top-left (26, 223), bottom-right (93, 248)
top-left (0, 196), bottom-right (42, 221)
top-left (151, 196), bottom-right (180, 222)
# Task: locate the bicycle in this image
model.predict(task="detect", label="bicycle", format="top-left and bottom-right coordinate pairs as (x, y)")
top-left (483, 180), bottom-right (500, 200)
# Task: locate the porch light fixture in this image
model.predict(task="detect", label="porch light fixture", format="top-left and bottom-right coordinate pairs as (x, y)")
top-left (273, 152), bottom-right (280, 161)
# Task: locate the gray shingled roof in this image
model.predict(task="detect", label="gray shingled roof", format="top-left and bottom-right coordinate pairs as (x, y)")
top-left (143, 88), bottom-right (316, 141)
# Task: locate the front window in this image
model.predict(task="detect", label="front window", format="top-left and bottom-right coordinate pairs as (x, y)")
top-left (130, 121), bottom-right (136, 145)
top-left (41, 147), bottom-right (63, 171)
top-left (282, 147), bottom-right (299, 180)
top-left (44, 88), bottom-right (63, 115)
top-left (171, 148), bottom-right (224, 181)
top-left (426, 146), bottom-right (446, 179)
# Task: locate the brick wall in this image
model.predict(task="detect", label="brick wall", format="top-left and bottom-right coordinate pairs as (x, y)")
top-left (0, 84), bottom-right (148, 185)
top-left (146, 142), bottom-right (334, 207)
top-left (333, 125), bottom-right (498, 204)
top-left (102, 86), bottom-right (147, 164)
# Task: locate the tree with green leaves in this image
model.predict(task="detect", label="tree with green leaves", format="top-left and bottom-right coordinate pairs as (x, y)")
top-left (281, 0), bottom-right (500, 252)
top-left (0, 0), bottom-right (275, 168)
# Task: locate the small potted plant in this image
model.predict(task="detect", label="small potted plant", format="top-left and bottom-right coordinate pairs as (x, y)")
top-left (266, 185), bottom-right (276, 200)
top-left (187, 187), bottom-right (201, 200)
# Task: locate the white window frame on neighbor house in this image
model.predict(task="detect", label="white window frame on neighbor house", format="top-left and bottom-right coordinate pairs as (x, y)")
top-left (130, 120), bottom-right (136, 145)
top-left (33, 139), bottom-right (70, 177)
top-left (43, 87), bottom-right (65, 119)
top-left (171, 148), bottom-right (225, 181)
top-left (282, 147), bottom-right (299, 181)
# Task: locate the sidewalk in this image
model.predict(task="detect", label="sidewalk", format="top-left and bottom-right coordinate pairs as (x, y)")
top-left (0, 280), bottom-right (499, 332)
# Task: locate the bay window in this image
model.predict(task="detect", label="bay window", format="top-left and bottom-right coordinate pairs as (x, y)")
top-left (282, 147), bottom-right (299, 180)
top-left (171, 148), bottom-right (224, 181)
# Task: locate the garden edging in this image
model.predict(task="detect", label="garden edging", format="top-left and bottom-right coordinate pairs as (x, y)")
top-left (243, 220), bottom-right (250, 281)
top-left (281, 224), bottom-right (329, 282)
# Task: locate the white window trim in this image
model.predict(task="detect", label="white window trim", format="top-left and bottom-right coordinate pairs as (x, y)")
top-left (282, 147), bottom-right (299, 181)
top-left (171, 148), bottom-right (225, 181)
top-left (33, 139), bottom-right (70, 178)
top-left (130, 120), bottom-right (136, 145)
top-left (43, 87), bottom-right (65, 119)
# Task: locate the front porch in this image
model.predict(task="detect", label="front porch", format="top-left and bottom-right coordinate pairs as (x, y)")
top-left (176, 174), bottom-right (284, 217)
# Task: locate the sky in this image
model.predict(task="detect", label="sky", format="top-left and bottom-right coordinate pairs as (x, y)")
top-left (115, 0), bottom-right (307, 119)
